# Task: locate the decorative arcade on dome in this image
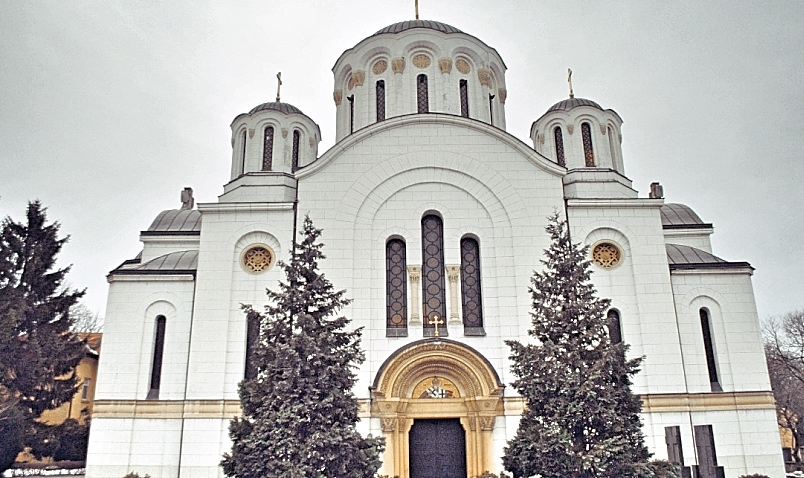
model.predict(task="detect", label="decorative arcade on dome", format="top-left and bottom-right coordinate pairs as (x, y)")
top-left (85, 15), bottom-right (785, 478)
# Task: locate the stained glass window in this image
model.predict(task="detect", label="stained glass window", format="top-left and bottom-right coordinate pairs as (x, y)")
top-left (421, 214), bottom-right (446, 336)
top-left (262, 126), bottom-right (274, 171)
top-left (376, 80), bottom-right (386, 122)
top-left (488, 94), bottom-right (495, 126)
top-left (348, 95), bottom-right (355, 133)
top-left (386, 239), bottom-right (408, 336)
top-left (460, 237), bottom-right (484, 335)
top-left (607, 309), bottom-right (622, 344)
top-left (700, 309), bottom-right (722, 391)
top-left (554, 126), bottom-right (565, 166)
top-left (147, 315), bottom-right (166, 399)
top-left (459, 79), bottom-right (469, 118)
top-left (582, 122), bottom-right (595, 166)
top-left (417, 74), bottom-right (429, 113)
top-left (292, 130), bottom-right (300, 172)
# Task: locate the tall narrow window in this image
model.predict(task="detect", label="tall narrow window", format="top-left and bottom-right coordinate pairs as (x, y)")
top-left (386, 239), bottom-right (408, 337)
top-left (421, 215), bottom-right (446, 336)
top-left (376, 80), bottom-right (386, 122)
top-left (262, 126), bottom-right (274, 171)
top-left (607, 126), bottom-right (617, 169)
top-left (245, 313), bottom-right (260, 379)
top-left (459, 79), bottom-right (469, 118)
top-left (700, 309), bottom-right (722, 391)
top-left (417, 74), bottom-right (429, 113)
top-left (554, 126), bottom-right (566, 166)
top-left (488, 94), bottom-right (495, 126)
top-left (147, 315), bottom-right (166, 399)
top-left (607, 309), bottom-right (622, 344)
top-left (347, 95), bottom-right (355, 133)
top-left (81, 378), bottom-right (92, 401)
top-left (582, 122), bottom-right (595, 166)
top-left (460, 237), bottom-right (484, 335)
top-left (693, 425), bottom-right (724, 478)
top-left (240, 129), bottom-right (247, 174)
top-left (291, 130), bottom-right (300, 172)
top-left (665, 426), bottom-right (685, 466)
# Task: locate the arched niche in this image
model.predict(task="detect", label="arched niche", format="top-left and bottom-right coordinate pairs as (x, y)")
top-left (370, 339), bottom-right (504, 477)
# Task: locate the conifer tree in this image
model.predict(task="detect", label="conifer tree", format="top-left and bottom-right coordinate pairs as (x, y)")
top-left (503, 214), bottom-right (650, 478)
top-left (221, 216), bottom-right (384, 478)
top-left (0, 201), bottom-right (86, 470)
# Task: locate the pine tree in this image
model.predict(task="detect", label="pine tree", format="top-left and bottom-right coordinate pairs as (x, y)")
top-left (0, 201), bottom-right (86, 470)
top-left (503, 213), bottom-right (650, 478)
top-left (221, 216), bottom-right (384, 478)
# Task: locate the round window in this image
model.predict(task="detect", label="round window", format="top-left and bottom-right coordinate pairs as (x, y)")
top-left (592, 242), bottom-right (622, 269)
top-left (241, 245), bottom-right (275, 274)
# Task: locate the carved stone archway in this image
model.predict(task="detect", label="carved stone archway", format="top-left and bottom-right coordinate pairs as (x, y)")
top-left (371, 339), bottom-right (504, 478)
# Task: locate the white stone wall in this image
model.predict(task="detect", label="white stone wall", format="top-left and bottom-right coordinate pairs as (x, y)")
top-left (664, 229), bottom-right (714, 253)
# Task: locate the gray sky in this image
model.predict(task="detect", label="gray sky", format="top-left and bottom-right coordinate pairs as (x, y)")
top-left (1, 1), bottom-right (802, 320)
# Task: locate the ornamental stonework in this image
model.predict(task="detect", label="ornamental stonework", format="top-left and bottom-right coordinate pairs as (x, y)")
top-left (456, 58), bottom-right (471, 74)
top-left (592, 242), bottom-right (622, 269)
top-left (372, 59), bottom-right (388, 75)
top-left (412, 54), bottom-right (431, 69)
top-left (438, 57), bottom-right (452, 74)
top-left (347, 70), bottom-right (365, 90)
top-left (498, 88), bottom-right (507, 104)
top-left (248, 128), bottom-right (255, 138)
top-left (477, 68), bottom-right (492, 88)
top-left (241, 245), bottom-right (275, 273)
top-left (333, 89), bottom-right (343, 105)
top-left (391, 57), bottom-right (406, 74)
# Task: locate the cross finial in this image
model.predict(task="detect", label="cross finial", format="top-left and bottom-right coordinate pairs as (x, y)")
top-left (415, 0), bottom-right (419, 19)
top-left (567, 68), bottom-right (574, 99)
top-left (276, 72), bottom-right (282, 102)
top-left (428, 314), bottom-right (444, 337)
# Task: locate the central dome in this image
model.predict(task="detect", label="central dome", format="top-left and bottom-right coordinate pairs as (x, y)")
top-left (372, 20), bottom-right (464, 36)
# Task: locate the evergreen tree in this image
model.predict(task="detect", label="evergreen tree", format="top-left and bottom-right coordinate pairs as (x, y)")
top-left (503, 214), bottom-right (650, 478)
top-left (0, 201), bottom-right (86, 470)
top-left (221, 216), bottom-right (384, 478)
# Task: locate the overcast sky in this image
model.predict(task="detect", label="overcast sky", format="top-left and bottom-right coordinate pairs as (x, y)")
top-left (1, 1), bottom-right (802, 321)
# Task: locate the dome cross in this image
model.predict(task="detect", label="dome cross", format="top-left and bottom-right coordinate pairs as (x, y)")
top-left (568, 68), bottom-right (574, 99)
top-left (276, 72), bottom-right (282, 102)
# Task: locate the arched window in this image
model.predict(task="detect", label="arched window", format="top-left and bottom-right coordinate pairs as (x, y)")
top-left (376, 80), bottom-right (386, 122)
top-left (262, 126), bottom-right (274, 171)
top-left (147, 315), bottom-right (166, 399)
top-left (459, 79), bottom-right (469, 118)
top-left (582, 122), bottom-right (595, 166)
top-left (291, 130), bottom-right (300, 172)
top-left (244, 313), bottom-right (260, 379)
top-left (607, 309), bottom-right (622, 344)
top-left (421, 214), bottom-right (446, 336)
top-left (347, 94), bottom-right (355, 133)
top-left (460, 237), bottom-right (484, 335)
top-left (386, 238), bottom-right (408, 337)
top-left (240, 129), bottom-right (247, 175)
top-left (700, 308), bottom-right (722, 391)
top-left (554, 126), bottom-right (566, 166)
top-left (417, 74), bottom-right (429, 113)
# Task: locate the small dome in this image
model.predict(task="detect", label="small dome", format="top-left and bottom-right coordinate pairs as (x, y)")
top-left (248, 101), bottom-right (305, 116)
top-left (660, 203), bottom-right (708, 227)
top-left (146, 209), bottom-right (201, 233)
top-left (372, 20), bottom-right (463, 36)
top-left (547, 97), bottom-right (602, 113)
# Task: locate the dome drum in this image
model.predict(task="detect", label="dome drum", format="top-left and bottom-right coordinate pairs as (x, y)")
top-left (332, 21), bottom-right (507, 141)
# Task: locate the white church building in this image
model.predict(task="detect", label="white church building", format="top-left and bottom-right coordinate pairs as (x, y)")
top-left (86, 19), bottom-right (785, 478)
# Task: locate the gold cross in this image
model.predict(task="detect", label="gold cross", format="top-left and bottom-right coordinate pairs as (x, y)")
top-left (415, 0), bottom-right (419, 19)
top-left (567, 68), bottom-right (574, 99)
top-left (276, 72), bottom-right (282, 102)
top-left (428, 314), bottom-right (444, 337)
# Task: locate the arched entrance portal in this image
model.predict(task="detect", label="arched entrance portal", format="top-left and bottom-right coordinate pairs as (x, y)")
top-left (371, 339), bottom-right (505, 478)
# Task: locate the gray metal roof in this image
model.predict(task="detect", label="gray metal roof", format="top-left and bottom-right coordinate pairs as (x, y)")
top-left (134, 250), bottom-right (198, 272)
top-left (146, 209), bottom-right (201, 234)
top-left (373, 20), bottom-right (463, 36)
top-left (660, 203), bottom-right (710, 228)
top-left (666, 244), bottom-right (725, 265)
top-left (547, 97), bottom-right (602, 113)
top-left (248, 101), bottom-right (305, 116)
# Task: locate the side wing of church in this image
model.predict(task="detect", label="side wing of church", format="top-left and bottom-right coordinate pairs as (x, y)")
top-left (86, 19), bottom-right (785, 478)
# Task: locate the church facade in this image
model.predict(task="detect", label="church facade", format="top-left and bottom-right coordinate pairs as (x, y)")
top-left (86, 20), bottom-right (784, 478)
